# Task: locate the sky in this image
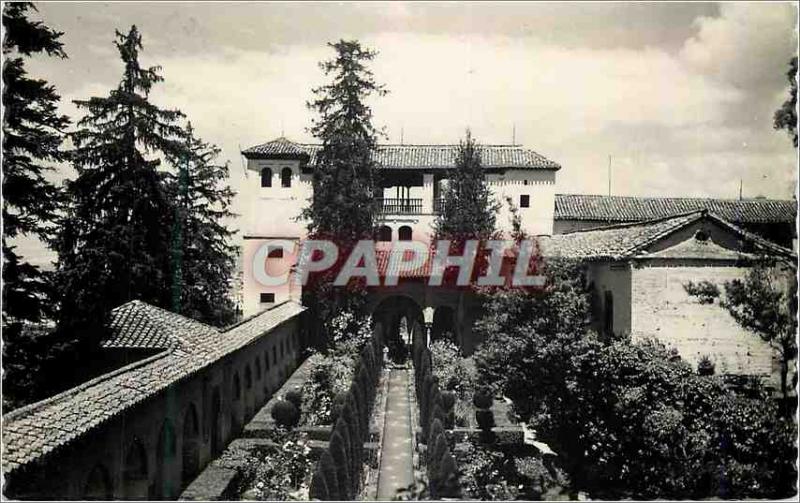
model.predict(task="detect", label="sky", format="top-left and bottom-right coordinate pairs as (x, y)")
top-left (12, 1), bottom-right (800, 265)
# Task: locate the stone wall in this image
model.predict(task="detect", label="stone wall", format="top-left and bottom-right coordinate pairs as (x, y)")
top-left (4, 318), bottom-right (304, 500)
top-left (629, 261), bottom-right (777, 380)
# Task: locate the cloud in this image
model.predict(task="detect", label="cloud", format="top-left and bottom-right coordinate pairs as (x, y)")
top-left (681, 2), bottom-right (797, 94)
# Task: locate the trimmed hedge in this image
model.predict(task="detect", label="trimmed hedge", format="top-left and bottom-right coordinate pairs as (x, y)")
top-left (412, 333), bottom-right (462, 499)
top-left (308, 323), bottom-right (385, 501)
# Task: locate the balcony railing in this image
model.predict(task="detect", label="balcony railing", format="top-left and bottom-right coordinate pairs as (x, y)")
top-left (433, 198), bottom-right (446, 215)
top-left (376, 198), bottom-right (423, 214)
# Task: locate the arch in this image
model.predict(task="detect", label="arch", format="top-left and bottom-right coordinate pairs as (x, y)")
top-left (181, 404), bottom-right (201, 486)
top-left (154, 419), bottom-right (177, 499)
top-left (211, 386), bottom-right (223, 456)
top-left (376, 225), bottom-right (392, 242)
top-left (255, 357), bottom-right (262, 380)
top-left (398, 225), bottom-right (412, 241)
top-left (431, 306), bottom-right (456, 343)
top-left (372, 295), bottom-right (424, 362)
top-left (84, 463), bottom-right (112, 500)
top-left (122, 438), bottom-right (148, 499)
top-left (233, 372), bottom-right (241, 400)
top-left (281, 167), bottom-right (292, 188)
top-left (245, 365), bottom-right (253, 390)
top-left (260, 167), bottom-right (272, 187)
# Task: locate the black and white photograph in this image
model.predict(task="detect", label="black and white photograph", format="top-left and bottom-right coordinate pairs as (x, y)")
top-left (1, 1), bottom-right (798, 500)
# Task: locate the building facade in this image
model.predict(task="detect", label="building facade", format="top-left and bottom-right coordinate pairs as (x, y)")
top-left (240, 137), bottom-right (560, 316)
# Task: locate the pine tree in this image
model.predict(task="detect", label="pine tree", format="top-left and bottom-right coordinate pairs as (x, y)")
top-left (53, 26), bottom-right (185, 374)
top-left (302, 40), bottom-right (386, 241)
top-left (2, 2), bottom-right (69, 408)
top-left (170, 124), bottom-right (238, 327)
top-left (433, 130), bottom-right (499, 241)
top-left (300, 40), bottom-right (387, 343)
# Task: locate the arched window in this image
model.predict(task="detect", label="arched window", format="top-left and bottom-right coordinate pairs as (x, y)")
top-left (84, 464), bottom-right (112, 500)
top-left (377, 225), bottom-right (392, 242)
top-left (154, 420), bottom-right (177, 499)
top-left (233, 372), bottom-right (241, 400)
top-left (245, 365), bottom-right (252, 390)
top-left (122, 438), bottom-right (148, 499)
top-left (281, 167), bottom-right (292, 188)
top-left (181, 405), bottom-right (201, 486)
top-left (398, 226), bottom-right (413, 241)
top-left (255, 357), bottom-right (262, 380)
top-left (260, 167), bottom-right (272, 188)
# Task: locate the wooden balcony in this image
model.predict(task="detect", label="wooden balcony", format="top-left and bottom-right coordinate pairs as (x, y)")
top-left (376, 198), bottom-right (423, 214)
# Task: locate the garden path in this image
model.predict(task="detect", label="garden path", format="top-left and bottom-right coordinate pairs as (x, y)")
top-left (375, 367), bottom-right (415, 500)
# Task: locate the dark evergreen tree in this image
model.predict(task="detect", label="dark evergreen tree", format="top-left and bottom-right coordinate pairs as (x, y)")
top-left (773, 56), bottom-right (797, 147)
top-left (433, 130), bottom-right (499, 241)
top-left (300, 40), bottom-right (386, 344)
top-left (169, 124), bottom-right (238, 327)
top-left (51, 26), bottom-right (185, 388)
top-left (302, 40), bottom-right (386, 241)
top-left (2, 2), bottom-right (69, 408)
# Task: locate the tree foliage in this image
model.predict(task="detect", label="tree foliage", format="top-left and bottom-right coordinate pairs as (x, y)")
top-left (2, 2), bottom-right (68, 408)
top-left (773, 56), bottom-right (797, 147)
top-left (433, 130), bottom-right (499, 241)
top-left (686, 260), bottom-right (797, 403)
top-left (474, 259), bottom-right (797, 499)
top-left (169, 124), bottom-right (238, 326)
top-left (301, 39), bottom-right (386, 241)
top-left (300, 40), bottom-right (386, 343)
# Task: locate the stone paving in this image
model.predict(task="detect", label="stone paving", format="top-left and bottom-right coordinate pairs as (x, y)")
top-left (375, 367), bottom-right (415, 500)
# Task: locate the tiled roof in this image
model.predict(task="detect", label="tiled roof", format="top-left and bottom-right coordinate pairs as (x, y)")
top-left (243, 138), bottom-right (561, 171)
top-left (555, 194), bottom-right (796, 224)
top-left (539, 210), bottom-right (794, 261)
top-left (375, 249), bottom-right (432, 278)
top-left (2, 301), bottom-right (305, 475)
top-left (102, 300), bottom-right (219, 349)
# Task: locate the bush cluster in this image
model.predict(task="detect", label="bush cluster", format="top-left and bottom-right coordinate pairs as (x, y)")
top-left (413, 338), bottom-right (461, 499)
top-left (474, 258), bottom-right (797, 499)
top-left (308, 325), bottom-right (384, 501)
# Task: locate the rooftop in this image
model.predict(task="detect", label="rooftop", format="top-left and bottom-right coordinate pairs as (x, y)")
top-left (242, 137), bottom-right (561, 171)
top-left (2, 300), bottom-right (305, 475)
top-left (555, 194), bottom-right (797, 224)
top-left (539, 210), bottom-right (794, 261)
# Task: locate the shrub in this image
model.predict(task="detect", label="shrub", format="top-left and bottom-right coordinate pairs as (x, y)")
top-left (430, 339), bottom-right (475, 396)
top-left (473, 386), bottom-right (493, 409)
top-left (285, 387), bottom-right (303, 409)
top-left (436, 451), bottom-right (461, 498)
top-left (309, 466), bottom-right (329, 501)
top-left (271, 400), bottom-right (300, 428)
top-left (318, 450), bottom-right (339, 500)
top-left (697, 355), bottom-right (715, 376)
top-left (475, 408), bottom-right (494, 431)
top-left (329, 430), bottom-right (351, 500)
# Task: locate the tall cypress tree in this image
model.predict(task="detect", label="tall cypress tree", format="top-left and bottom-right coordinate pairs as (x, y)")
top-left (302, 40), bottom-right (386, 241)
top-left (54, 26), bottom-right (185, 361)
top-left (300, 40), bottom-right (386, 343)
top-left (170, 124), bottom-right (238, 327)
top-left (2, 2), bottom-right (69, 408)
top-left (433, 130), bottom-right (499, 241)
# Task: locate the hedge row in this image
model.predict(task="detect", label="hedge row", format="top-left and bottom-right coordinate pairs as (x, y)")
top-left (413, 335), bottom-right (461, 499)
top-left (308, 326), bottom-right (385, 501)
